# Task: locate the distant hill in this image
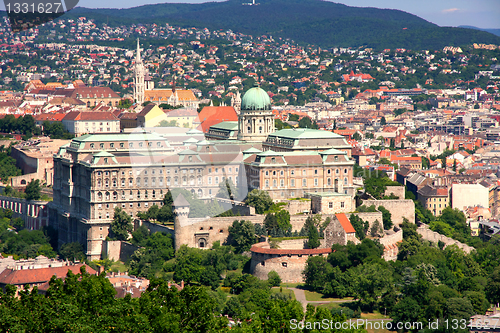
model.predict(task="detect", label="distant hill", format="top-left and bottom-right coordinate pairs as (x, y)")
top-left (458, 26), bottom-right (500, 37)
top-left (19, 0), bottom-right (500, 49)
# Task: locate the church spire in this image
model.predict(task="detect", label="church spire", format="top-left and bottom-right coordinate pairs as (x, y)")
top-left (134, 38), bottom-right (145, 105)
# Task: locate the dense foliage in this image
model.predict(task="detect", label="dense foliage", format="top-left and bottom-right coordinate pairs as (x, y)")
top-left (67, 0), bottom-right (500, 49)
top-left (303, 219), bottom-right (500, 331)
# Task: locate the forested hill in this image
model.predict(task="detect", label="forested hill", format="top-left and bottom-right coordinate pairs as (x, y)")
top-left (61, 0), bottom-right (500, 50)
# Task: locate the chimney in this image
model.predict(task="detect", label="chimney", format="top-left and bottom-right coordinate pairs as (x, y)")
top-left (168, 281), bottom-right (171, 288)
top-left (98, 265), bottom-right (105, 274)
top-left (181, 280), bottom-right (184, 289)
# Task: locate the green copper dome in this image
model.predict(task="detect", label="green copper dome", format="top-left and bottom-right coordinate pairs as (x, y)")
top-left (241, 84), bottom-right (271, 111)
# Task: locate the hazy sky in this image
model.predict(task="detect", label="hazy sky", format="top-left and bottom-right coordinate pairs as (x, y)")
top-left (2, 0), bottom-right (499, 29)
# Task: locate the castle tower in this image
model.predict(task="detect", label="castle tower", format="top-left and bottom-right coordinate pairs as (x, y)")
top-left (237, 84), bottom-right (275, 142)
top-left (173, 194), bottom-right (190, 250)
top-left (133, 38), bottom-right (145, 105)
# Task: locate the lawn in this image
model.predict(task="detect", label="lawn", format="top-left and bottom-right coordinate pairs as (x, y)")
top-left (271, 287), bottom-right (296, 300)
top-left (110, 261), bottom-right (127, 273)
top-left (304, 290), bottom-right (354, 302)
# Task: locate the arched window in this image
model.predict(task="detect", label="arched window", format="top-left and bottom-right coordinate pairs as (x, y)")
top-left (97, 180), bottom-right (101, 187)
top-left (198, 238), bottom-right (206, 248)
top-left (112, 179), bottom-right (117, 187)
top-left (174, 177), bottom-right (178, 185)
top-left (198, 189), bottom-right (203, 197)
top-left (190, 177), bottom-right (195, 185)
top-left (105, 192), bottom-right (110, 201)
top-left (136, 178), bottom-right (140, 186)
top-left (327, 178), bottom-right (331, 186)
top-left (152, 190), bottom-right (156, 198)
top-left (167, 177), bottom-right (171, 186)
top-left (137, 191), bottom-right (141, 199)
top-left (344, 177), bottom-right (348, 185)
top-left (97, 192), bottom-right (102, 201)
top-left (113, 191), bottom-right (118, 200)
top-left (182, 177), bottom-right (187, 185)
top-left (105, 179), bottom-right (109, 188)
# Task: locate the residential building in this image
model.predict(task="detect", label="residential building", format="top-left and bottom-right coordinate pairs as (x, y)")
top-left (62, 111), bottom-right (120, 136)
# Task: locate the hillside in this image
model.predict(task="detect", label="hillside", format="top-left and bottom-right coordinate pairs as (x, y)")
top-left (20, 0), bottom-right (500, 49)
top-left (459, 26), bottom-right (500, 37)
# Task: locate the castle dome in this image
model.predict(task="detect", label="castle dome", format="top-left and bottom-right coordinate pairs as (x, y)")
top-left (241, 84), bottom-right (271, 111)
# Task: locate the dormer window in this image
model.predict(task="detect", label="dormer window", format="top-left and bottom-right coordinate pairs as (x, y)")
top-left (100, 143), bottom-right (104, 149)
top-left (90, 143), bottom-right (94, 148)
top-left (104, 158), bottom-right (108, 164)
top-left (271, 157), bottom-right (276, 163)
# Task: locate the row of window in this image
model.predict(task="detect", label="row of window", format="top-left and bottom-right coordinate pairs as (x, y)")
top-left (95, 168), bottom-right (217, 177)
top-left (96, 190), bottom-right (161, 201)
top-left (264, 168), bottom-right (349, 176)
top-left (89, 141), bottom-right (165, 149)
top-left (264, 177), bottom-right (348, 188)
top-left (96, 176), bottom-right (210, 188)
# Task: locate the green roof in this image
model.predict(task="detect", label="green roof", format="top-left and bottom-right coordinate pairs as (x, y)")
top-left (243, 147), bottom-right (262, 154)
top-left (183, 137), bottom-right (199, 143)
top-left (186, 128), bottom-right (204, 135)
top-left (93, 151), bottom-right (115, 157)
top-left (178, 149), bottom-right (198, 155)
top-left (320, 148), bottom-right (347, 155)
top-left (268, 128), bottom-right (344, 140)
top-left (210, 121), bottom-right (238, 130)
top-left (241, 84), bottom-right (271, 111)
top-left (73, 132), bottom-right (166, 142)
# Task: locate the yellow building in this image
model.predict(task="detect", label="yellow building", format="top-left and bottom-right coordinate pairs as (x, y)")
top-left (137, 104), bottom-right (168, 127)
top-left (144, 88), bottom-right (199, 109)
top-left (417, 185), bottom-right (449, 216)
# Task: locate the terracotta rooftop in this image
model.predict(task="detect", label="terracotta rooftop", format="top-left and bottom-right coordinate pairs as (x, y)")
top-left (0, 264), bottom-right (97, 285)
top-left (335, 213), bottom-right (356, 234)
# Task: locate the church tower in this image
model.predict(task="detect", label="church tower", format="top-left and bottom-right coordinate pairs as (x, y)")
top-left (133, 38), bottom-right (145, 105)
top-left (237, 84), bottom-right (275, 142)
top-left (231, 91), bottom-right (242, 115)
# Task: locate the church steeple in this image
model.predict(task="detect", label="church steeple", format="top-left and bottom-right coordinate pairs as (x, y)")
top-left (133, 38), bottom-right (145, 105)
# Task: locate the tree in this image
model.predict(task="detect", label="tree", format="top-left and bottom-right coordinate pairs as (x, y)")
top-left (227, 220), bottom-right (256, 253)
top-left (380, 116), bottom-right (386, 125)
top-left (349, 214), bottom-right (368, 240)
top-left (486, 266), bottom-right (500, 304)
top-left (378, 206), bottom-right (393, 230)
top-left (25, 179), bottom-right (41, 201)
top-left (369, 219), bottom-right (384, 238)
top-left (352, 132), bottom-right (362, 141)
top-left (216, 178), bottom-right (237, 201)
top-left (109, 207), bottom-right (133, 241)
top-left (306, 225), bottom-right (320, 249)
top-left (59, 242), bottom-right (86, 262)
top-left (267, 271), bottom-right (281, 287)
top-left (245, 189), bottom-right (273, 214)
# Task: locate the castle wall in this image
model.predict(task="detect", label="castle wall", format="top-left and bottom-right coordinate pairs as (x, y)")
top-left (102, 241), bottom-right (140, 262)
top-left (249, 242), bottom-right (331, 283)
top-left (384, 186), bottom-right (406, 199)
top-left (362, 199), bottom-right (415, 225)
top-left (417, 226), bottom-right (474, 254)
top-left (284, 199), bottom-right (311, 215)
top-left (349, 212), bottom-right (383, 231)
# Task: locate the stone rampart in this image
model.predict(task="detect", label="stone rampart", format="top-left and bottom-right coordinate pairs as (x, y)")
top-left (285, 199), bottom-right (311, 215)
top-left (417, 227), bottom-right (474, 254)
top-left (102, 241), bottom-right (140, 262)
top-left (362, 199), bottom-right (415, 224)
top-left (249, 242), bottom-right (331, 283)
top-left (349, 212), bottom-right (383, 231)
top-left (384, 186), bottom-right (405, 199)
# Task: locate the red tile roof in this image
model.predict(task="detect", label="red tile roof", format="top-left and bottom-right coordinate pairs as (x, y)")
top-left (198, 106), bottom-right (237, 132)
top-left (63, 111), bottom-right (119, 121)
top-left (335, 213), bottom-right (356, 234)
top-left (0, 264), bottom-right (97, 285)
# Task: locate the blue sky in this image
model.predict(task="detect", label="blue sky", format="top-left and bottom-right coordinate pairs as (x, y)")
top-left (2, 0), bottom-right (500, 29)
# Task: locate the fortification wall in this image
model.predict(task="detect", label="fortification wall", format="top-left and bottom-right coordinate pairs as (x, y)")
top-left (349, 212), bottom-right (383, 230)
top-left (249, 243), bottom-right (331, 283)
top-left (379, 229), bottom-right (403, 247)
top-left (417, 227), bottom-right (474, 254)
top-left (362, 199), bottom-right (415, 224)
top-left (285, 199), bottom-right (311, 215)
top-left (384, 186), bottom-right (405, 199)
top-left (102, 241), bottom-right (140, 262)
